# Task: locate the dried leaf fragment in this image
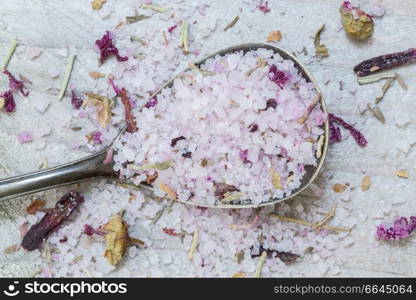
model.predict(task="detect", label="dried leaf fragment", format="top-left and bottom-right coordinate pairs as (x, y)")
top-left (270, 168), bottom-right (283, 190)
top-left (91, 0), bottom-right (106, 10)
top-left (224, 16), bottom-right (239, 31)
top-left (395, 170), bottom-right (409, 178)
top-left (187, 228), bottom-right (199, 260)
top-left (316, 135), bottom-right (325, 158)
top-left (126, 15), bottom-right (150, 24)
top-left (89, 71), bottom-right (105, 79)
top-left (103, 214), bottom-right (129, 266)
top-left (139, 160), bottom-right (175, 171)
top-left (267, 30), bottom-right (282, 42)
top-left (221, 192), bottom-right (244, 203)
top-left (314, 25), bottom-right (329, 57)
top-left (4, 244), bottom-right (18, 254)
top-left (375, 77), bottom-right (395, 104)
top-left (332, 183), bottom-right (347, 193)
top-left (85, 92), bottom-right (112, 128)
top-left (367, 104), bottom-right (385, 123)
top-left (361, 175), bottom-right (371, 191)
top-left (26, 198), bottom-right (46, 215)
top-left (159, 183), bottom-right (177, 200)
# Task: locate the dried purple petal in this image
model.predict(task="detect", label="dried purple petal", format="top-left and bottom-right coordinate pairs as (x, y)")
top-left (376, 216), bottom-right (416, 241)
top-left (144, 97), bottom-right (158, 108)
top-left (83, 224), bottom-right (106, 236)
top-left (328, 113), bottom-right (367, 147)
top-left (171, 136), bottom-right (186, 147)
top-left (21, 191), bottom-right (84, 251)
top-left (95, 31), bottom-right (128, 65)
top-left (70, 89), bottom-right (83, 109)
top-left (250, 245), bottom-right (300, 263)
top-left (120, 88), bottom-right (138, 133)
top-left (168, 24), bottom-right (178, 33)
top-left (258, 0), bottom-right (270, 13)
top-left (268, 65), bottom-right (290, 88)
top-left (1, 90), bottom-right (16, 112)
top-left (248, 123), bottom-right (258, 132)
top-left (214, 182), bottom-right (240, 198)
top-left (329, 119), bottom-right (342, 143)
top-left (3, 69), bottom-right (29, 96)
top-left (239, 149), bottom-right (252, 164)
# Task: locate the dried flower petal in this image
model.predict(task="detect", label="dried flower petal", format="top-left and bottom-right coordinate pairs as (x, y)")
top-left (376, 216), bottom-right (416, 241)
top-left (258, 0), bottom-right (270, 13)
top-left (103, 214), bottom-right (129, 265)
top-left (95, 31), bottom-right (128, 65)
top-left (328, 113), bottom-right (367, 147)
top-left (332, 183), bottom-right (347, 193)
top-left (26, 198), bottom-right (46, 215)
top-left (89, 71), bottom-right (105, 79)
top-left (1, 90), bottom-right (16, 112)
top-left (119, 88), bottom-right (138, 133)
top-left (91, 0), bottom-right (106, 10)
top-left (139, 160), bottom-right (175, 171)
top-left (270, 168), bottom-right (283, 190)
top-left (314, 25), bottom-right (329, 57)
top-left (168, 24), bottom-right (178, 33)
top-left (340, 1), bottom-right (374, 40)
top-left (214, 182), bottom-right (240, 198)
top-left (4, 69), bottom-right (29, 96)
top-left (159, 183), bottom-right (177, 200)
top-left (17, 131), bottom-right (33, 143)
top-left (361, 175), bottom-right (371, 191)
top-left (71, 89), bottom-right (83, 110)
top-left (268, 64), bottom-right (290, 88)
top-left (395, 169), bottom-right (409, 178)
top-left (144, 97), bottom-right (158, 108)
top-left (267, 30), bottom-right (282, 42)
top-left (21, 191), bottom-right (84, 251)
top-left (85, 92), bottom-right (112, 128)
top-left (232, 272), bottom-right (246, 278)
top-left (4, 244), bottom-right (18, 254)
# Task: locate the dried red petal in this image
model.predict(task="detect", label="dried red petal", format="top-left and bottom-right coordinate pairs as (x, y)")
top-left (95, 31), bottom-right (128, 65)
top-left (120, 88), bottom-right (138, 133)
top-left (21, 191), bottom-right (84, 251)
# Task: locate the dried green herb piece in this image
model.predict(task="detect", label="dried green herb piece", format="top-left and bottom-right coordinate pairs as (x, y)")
top-left (224, 16), bottom-right (239, 31)
top-left (188, 62), bottom-right (215, 76)
top-left (1, 39), bottom-right (18, 71)
top-left (126, 15), bottom-right (150, 24)
top-left (179, 21), bottom-right (189, 54)
top-left (251, 245), bottom-right (300, 263)
top-left (314, 25), bottom-right (329, 57)
top-left (139, 160), bottom-right (175, 171)
top-left (130, 36), bottom-right (147, 45)
top-left (58, 55), bottom-right (76, 100)
top-left (375, 77), bottom-right (395, 104)
top-left (142, 4), bottom-right (167, 13)
top-left (357, 72), bottom-right (396, 85)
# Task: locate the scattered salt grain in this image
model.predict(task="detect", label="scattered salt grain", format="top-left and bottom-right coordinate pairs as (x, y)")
top-left (17, 131), bottom-right (33, 143)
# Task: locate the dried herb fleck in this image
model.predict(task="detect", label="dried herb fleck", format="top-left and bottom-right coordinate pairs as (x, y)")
top-left (214, 182), bottom-right (240, 198)
top-left (270, 168), bottom-right (283, 190)
top-left (314, 25), bottom-right (329, 57)
top-left (361, 175), bottom-right (371, 191)
top-left (375, 77), bottom-right (395, 104)
top-left (224, 16), bottom-right (239, 31)
top-left (26, 198), bottom-right (46, 215)
top-left (332, 183), bottom-right (347, 193)
top-left (251, 245), bottom-right (300, 263)
top-left (91, 0), bottom-right (106, 10)
top-left (103, 214), bottom-right (129, 265)
top-left (267, 30), bottom-right (282, 42)
top-left (85, 92), bottom-right (112, 128)
top-left (395, 169), bottom-right (409, 178)
top-left (120, 88), bottom-right (138, 133)
top-left (126, 14), bottom-right (150, 24)
top-left (367, 104), bottom-right (385, 123)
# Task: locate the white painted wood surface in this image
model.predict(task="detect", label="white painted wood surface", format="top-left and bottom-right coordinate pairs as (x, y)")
top-left (0, 0), bottom-right (415, 277)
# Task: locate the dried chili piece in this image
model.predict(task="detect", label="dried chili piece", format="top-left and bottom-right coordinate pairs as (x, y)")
top-left (120, 88), bottom-right (138, 133)
top-left (250, 245), bottom-right (300, 263)
top-left (354, 48), bottom-right (416, 76)
top-left (21, 191), bottom-right (84, 251)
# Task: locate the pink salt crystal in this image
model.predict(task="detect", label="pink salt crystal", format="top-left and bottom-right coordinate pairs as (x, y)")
top-left (103, 148), bottom-right (113, 164)
top-left (17, 132), bottom-right (33, 143)
top-left (26, 47), bottom-right (43, 59)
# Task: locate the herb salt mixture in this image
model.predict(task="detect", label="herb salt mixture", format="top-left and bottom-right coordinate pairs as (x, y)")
top-left (112, 50), bottom-right (326, 205)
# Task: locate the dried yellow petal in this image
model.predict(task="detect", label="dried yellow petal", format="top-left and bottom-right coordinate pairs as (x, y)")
top-left (270, 168), bottom-right (282, 190)
top-left (232, 272), bottom-right (246, 278)
top-left (85, 93), bottom-right (112, 128)
top-left (361, 175), bottom-right (371, 191)
top-left (91, 0), bottom-right (106, 10)
top-left (395, 170), bottom-right (409, 178)
top-left (159, 183), bottom-right (177, 200)
top-left (332, 183), bottom-right (347, 193)
top-left (267, 30), bottom-right (282, 42)
top-left (103, 214), bottom-right (129, 266)
top-left (340, 4), bottom-right (374, 40)
top-left (89, 71), bottom-right (105, 79)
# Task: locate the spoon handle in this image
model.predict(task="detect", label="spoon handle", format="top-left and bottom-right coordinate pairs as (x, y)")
top-left (0, 149), bottom-right (116, 201)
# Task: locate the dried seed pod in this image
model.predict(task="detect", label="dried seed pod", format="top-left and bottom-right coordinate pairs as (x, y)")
top-left (340, 1), bottom-right (374, 40)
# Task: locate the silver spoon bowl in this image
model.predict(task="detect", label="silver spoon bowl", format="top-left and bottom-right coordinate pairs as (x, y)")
top-left (0, 43), bottom-right (329, 208)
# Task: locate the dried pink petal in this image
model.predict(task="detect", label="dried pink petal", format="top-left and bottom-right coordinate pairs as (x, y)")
top-left (95, 31), bottom-right (128, 65)
top-left (258, 0), bottom-right (270, 13)
top-left (376, 216), bottom-right (416, 241)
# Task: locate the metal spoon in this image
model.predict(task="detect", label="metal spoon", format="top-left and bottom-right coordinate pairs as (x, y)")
top-left (0, 43), bottom-right (329, 208)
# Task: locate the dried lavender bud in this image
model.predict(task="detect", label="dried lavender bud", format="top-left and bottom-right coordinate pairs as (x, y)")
top-left (95, 31), bottom-right (128, 65)
top-left (376, 216), bottom-right (416, 241)
top-left (70, 89), bottom-right (83, 109)
top-left (250, 245), bottom-right (300, 263)
top-left (21, 191), bottom-right (84, 251)
top-left (120, 88), bottom-right (138, 133)
top-left (340, 1), bottom-right (374, 40)
top-left (268, 65), bottom-right (290, 88)
top-left (354, 48), bottom-right (416, 76)
top-left (214, 182), bottom-right (240, 198)
top-left (171, 136), bottom-right (186, 147)
top-left (328, 113), bottom-right (367, 147)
